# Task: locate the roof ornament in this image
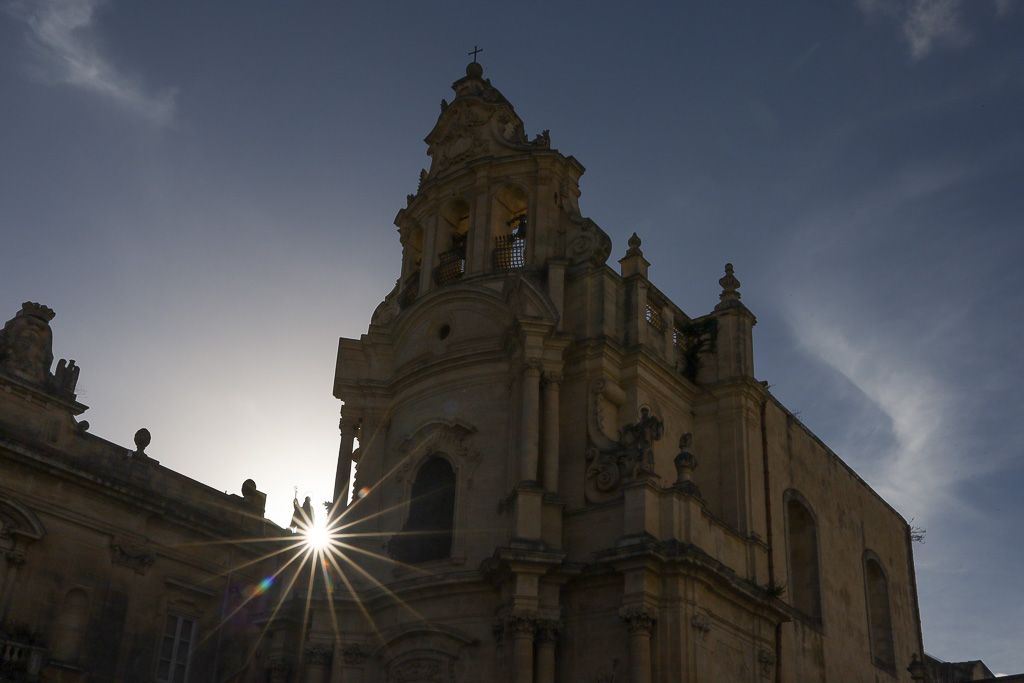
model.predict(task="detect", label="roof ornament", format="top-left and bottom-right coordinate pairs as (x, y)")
top-left (468, 45), bottom-right (483, 63)
top-left (625, 232), bottom-right (643, 258)
top-left (718, 263), bottom-right (741, 306)
top-left (133, 428), bottom-right (151, 458)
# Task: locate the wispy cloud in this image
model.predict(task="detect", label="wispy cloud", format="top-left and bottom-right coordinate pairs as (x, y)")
top-left (6, 0), bottom-right (176, 125)
top-left (775, 159), bottom-right (988, 524)
top-left (855, 0), bottom-right (1010, 60)
top-left (788, 310), bottom-right (963, 521)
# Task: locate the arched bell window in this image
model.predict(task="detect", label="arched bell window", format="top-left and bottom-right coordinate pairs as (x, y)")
top-left (864, 551), bottom-right (895, 670)
top-left (491, 185), bottom-right (528, 271)
top-left (389, 456), bottom-right (456, 564)
top-left (435, 199), bottom-right (471, 285)
top-left (785, 490), bottom-right (822, 623)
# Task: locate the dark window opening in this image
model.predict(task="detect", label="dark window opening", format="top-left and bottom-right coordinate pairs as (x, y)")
top-left (865, 555), bottom-right (895, 670)
top-left (786, 493), bottom-right (822, 622)
top-left (389, 456), bottom-right (455, 564)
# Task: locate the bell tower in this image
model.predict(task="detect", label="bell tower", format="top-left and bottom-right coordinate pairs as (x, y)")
top-left (316, 60), bottom-right (849, 683)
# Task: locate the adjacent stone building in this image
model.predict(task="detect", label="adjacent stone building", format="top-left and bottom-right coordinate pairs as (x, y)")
top-left (0, 302), bottom-right (283, 681)
top-left (294, 62), bottom-right (931, 683)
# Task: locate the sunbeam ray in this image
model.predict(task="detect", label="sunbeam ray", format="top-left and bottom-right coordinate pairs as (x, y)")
top-left (328, 544), bottom-right (432, 626)
top-left (322, 549), bottom-right (383, 645)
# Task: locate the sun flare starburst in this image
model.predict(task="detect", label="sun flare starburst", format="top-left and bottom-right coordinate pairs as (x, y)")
top-left (303, 519), bottom-right (332, 550)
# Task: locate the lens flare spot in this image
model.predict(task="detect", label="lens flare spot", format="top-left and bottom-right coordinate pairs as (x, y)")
top-left (304, 519), bottom-right (331, 550)
top-left (254, 577), bottom-right (274, 595)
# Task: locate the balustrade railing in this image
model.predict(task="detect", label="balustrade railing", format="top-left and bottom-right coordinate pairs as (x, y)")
top-left (434, 248), bottom-right (466, 285)
top-left (493, 233), bottom-right (526, 271)
top-left (644, 303), bottom-right (665, 332)
top-left (0, 635), bottom-right (45, 677)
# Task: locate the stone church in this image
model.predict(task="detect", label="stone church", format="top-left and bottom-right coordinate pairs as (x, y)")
top-left (298, 61), bottom-right (930, 683)
top-left (3, 61), bottom-right (1004, 683)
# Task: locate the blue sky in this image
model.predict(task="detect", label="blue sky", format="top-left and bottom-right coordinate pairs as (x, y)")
top-left (1, 0), bottom-right (1022, 673)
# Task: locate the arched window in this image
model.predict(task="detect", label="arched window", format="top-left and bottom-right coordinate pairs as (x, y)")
top-left (864, 552), bottom-right (895, 670)
top-left (51, 588), bottom-right (89, 663)
top-left (491, 185), bottom-right (528, 271)
top-left (435, 199), bottom-right (470, 285)
top-left (785, 492), bottom-right (822, 622)
top-left (389, 456), bottom-right (456, 564)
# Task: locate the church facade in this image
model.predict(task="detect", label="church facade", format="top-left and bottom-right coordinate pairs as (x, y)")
top-left (307, 62), bottom-right (929, 683)
top-left (0, 62), bottom-right (951, 683)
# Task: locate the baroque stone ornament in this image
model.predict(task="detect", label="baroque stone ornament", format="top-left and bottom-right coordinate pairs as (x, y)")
top-left (673, 432), bottom-right (700, 496)
top-left (585, 406), bottom-right (664, 503)
top-left (397, 419), bottom-right (480, 487)
top-left (690, 613), bottom-right (713, 640)
top-left (305, 646), bottom-right (332, 666)
top-left (389, 657), bottom-right (449, 683)
top-left (0, 302), bottom-right (55, 386)
top-left (341, 642), bottom-right (370, 665)
top-left (109, 539), bottom-right (155, 574)
top-left (618, 605), bottom-right (656, 635)
top-left (566, 215), bottom-right (613, 266)
top-left (53, 358), bottom-right (80, 397)
top-left (423, 62), bottom-right (534, 178)
top-left (757, 648), bottom-right (776, 677)
top-left (507, 614), bottom-right (538, 637)
top-left (535, 619), bottom-right (563, 643)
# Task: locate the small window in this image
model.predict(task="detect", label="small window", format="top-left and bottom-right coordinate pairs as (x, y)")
top-left (157, 614), bottom-right (195, 683)
top-left (389, 456), bottom-right (456, 564)
top-left (864, 553), bottom-right (895, 670)
top-left (785, 492), bottom-right (822, 622)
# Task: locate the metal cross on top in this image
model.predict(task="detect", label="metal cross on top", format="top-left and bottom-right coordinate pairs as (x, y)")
top-left (468, 45), bottom-right (483, 62)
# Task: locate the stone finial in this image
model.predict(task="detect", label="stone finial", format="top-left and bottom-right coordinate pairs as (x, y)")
top-left (626, 232), bottom-right (643, 256)
top-left (717, 263), bottom-right (741, 307)
top-left (466, 61), bottom-right (483, 79)
top-left (618, 232), bottom-right (650, 278)
top-left (673, 432), bottom-right (700, 496)
top-left (133, 428), bottom-right (151, 457)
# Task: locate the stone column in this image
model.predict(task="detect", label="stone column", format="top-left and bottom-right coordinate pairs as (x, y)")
top-left (535, 620), bottom-right (561, 683)
top-left (619, 606), bottom-right (656, 683)
top-left (541, 373), bottom-right (562, 493)
top-left (520, 360), bottom-right (542, 483)
top-left (332, 413), bottom-right (359, 510)
top-left (304, 647), bottom-right (332, 683)
top-left (509, 616), bottom-right (537, 683)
